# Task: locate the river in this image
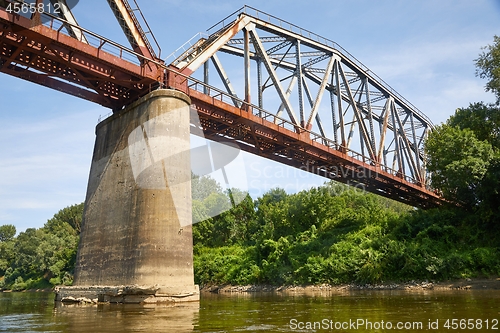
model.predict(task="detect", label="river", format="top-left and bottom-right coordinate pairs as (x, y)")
top-left (0, 290), bottom-right (499, 332)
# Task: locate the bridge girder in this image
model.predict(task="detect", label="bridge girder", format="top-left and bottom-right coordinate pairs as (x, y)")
top-left (0, 2), bottom-right (162, 110)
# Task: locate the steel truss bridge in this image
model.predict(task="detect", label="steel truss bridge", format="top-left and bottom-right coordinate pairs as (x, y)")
top-left (0, 0), bottom-right (443, 208)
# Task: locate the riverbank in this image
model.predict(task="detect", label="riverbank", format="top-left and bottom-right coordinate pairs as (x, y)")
top-left (2, 278), bottom-right (499, 294)
top-left (0, 288), bottom-right (53, 293)
top-left (202, 277), bottom-right (500, 293)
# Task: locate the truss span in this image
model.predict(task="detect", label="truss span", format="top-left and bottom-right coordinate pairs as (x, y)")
top-left (0, 2), bottom-right (443, 208)
top-left (168, 6), bottom-right (442, 207)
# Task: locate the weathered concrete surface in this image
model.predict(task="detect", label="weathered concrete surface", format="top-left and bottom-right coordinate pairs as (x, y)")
top-left (56, 89), bottom-right (198, 303)
top-left (54, 285), bottom-right (200, 304)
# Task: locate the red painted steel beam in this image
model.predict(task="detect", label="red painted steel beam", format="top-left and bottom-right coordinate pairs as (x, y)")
top-left (0, 9), bottom-right (161, 109)
top-left (1, 63), bottom-right (114, 107)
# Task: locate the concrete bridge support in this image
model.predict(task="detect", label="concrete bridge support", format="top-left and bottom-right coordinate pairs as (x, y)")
top-left (56, 89), bottom-right (199, 303)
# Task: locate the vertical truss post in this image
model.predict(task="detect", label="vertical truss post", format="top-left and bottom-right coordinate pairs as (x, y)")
top-left (399, 138), bottom-right (407, 176)
top-left (363, 77), bottom-right (376, 158)
top-left (334, 60), bottom-right (346, 149)
top-left (330, 74), bottom-right (338, 145)
top-left (390, 101), bottom-right (403, 177)
top-left (409, 112), bottom-right (422, 183)
top-left (422, 126), bottom-right (430, 185)
top-left (359, 124), bottom-right (366, 161)
top-left (378, 97), bottom-right (392, 164)
top-left (295, 40), bottom-right (305, 127)
top-left (203, 61), bottom-right (209, 95)
top-left (257, 59), bottom-right (263, 112)
top-left (244, 27), bottom-right (251, 111)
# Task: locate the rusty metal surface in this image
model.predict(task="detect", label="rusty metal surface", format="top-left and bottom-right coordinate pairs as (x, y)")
top-left (106, 0), bottom-right (161, 60)
top-left (0, 6), bottom-right (161, 110)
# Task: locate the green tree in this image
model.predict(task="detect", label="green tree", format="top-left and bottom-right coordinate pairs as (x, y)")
top-left (425, 37), bottom-right (500, 215)
top-left (475, 35), bottom-right (500, 103)
top-left (0, 224), bottom-right (16, 242)
top-left (192, 172), bottom-right (258, 246)
top-left (192, 174), bottom-right (223, 201)
top-left (448, 102), bottom-right (500, 149)
top-left (211, 190), bottom-right (257, 245)
top-left (425, 125), bottom-right (494, 207)
top-left (45, 203), bottom-right (83, 235)
top-left (0, 238), bottom-right (15, 276)
top-left (0, 204), bottom-right (83, 290)
top-left (12, 228), bottom-right (44, 278)
top-left (445, 102), bottom-right (500, 220)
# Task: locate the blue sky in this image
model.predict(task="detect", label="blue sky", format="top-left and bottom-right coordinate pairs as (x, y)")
top-left (1, 0), bottom-right (499, 232)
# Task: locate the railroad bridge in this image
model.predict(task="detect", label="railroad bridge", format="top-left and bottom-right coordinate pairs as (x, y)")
top-left (0, 0), bottom-right (443, 303)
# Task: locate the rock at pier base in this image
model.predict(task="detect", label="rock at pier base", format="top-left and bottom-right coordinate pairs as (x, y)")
top-left (55, 285), bottom-right (200, 304)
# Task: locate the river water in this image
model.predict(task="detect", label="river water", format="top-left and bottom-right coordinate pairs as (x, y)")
top-left (0, 290), bottom-right (499, 332)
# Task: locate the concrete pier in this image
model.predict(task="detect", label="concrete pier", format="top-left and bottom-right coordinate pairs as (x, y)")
top-left (56, 89), bottom-right (199, 303)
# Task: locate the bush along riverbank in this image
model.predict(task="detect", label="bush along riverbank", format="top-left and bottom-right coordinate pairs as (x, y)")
top-left (193, 182), bottom-right (500, 288)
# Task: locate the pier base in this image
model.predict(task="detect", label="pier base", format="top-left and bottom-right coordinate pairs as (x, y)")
top-left (56, 89), bottom-right (198, 303)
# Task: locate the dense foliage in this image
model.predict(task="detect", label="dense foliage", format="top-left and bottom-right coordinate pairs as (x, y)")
top-left (1, 182), bottom-right (499, 290)
top-left (0, 204), bottom-right (82, 291)
top-left (193, 183), bottom-right (500, 286)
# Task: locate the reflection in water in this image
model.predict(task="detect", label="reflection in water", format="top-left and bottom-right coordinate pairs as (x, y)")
top-left (53, 302), bottom-right (199, 333)
top-left (197, 290), bottom-right (500, 332)
top-left (1, 290), bottom-right (499, 332)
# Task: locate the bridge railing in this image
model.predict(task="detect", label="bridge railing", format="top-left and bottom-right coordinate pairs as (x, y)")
top-left (164, 32), bottom-right (209, 64)
top-left (206, 5), bottom-right (434, 128)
